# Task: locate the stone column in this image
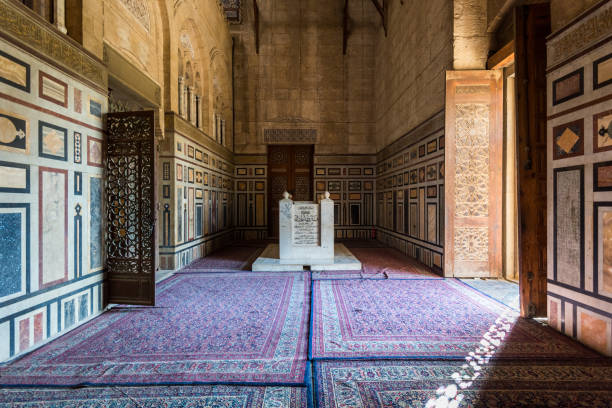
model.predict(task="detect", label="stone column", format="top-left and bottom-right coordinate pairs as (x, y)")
top-left (220, 119), bottom-right (226, 146)
top-left (178, 77), bottom-right (184, 117)
top-left (182, 86), bottom-right (189, 120)
top-left (195, 95), bottom-right (201, 129)
top-left (188, 87), bottom-right (196, 125)
top-left (54, 0), bottom-right (68, 34)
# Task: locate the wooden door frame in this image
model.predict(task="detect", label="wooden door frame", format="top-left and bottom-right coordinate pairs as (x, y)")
top-left (514, 3), bottom-right (550, 317)
top-left (266, 145), bottom-right (314, 237)
top-left (105, 110), bottom-right (158, 306)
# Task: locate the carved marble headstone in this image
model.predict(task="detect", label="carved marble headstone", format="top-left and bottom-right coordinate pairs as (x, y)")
top-left (279, 191), bottom-right (334, 264)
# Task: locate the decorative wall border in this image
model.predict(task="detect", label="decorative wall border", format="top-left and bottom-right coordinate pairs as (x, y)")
top-left (546, 0), bottom-right (612, 71)
top-left (0, 0), bottom-right (107, 90)
top-left (262, 128), bottom-right (317, 144)
top-left (0, 92), bottom-right (103, 133)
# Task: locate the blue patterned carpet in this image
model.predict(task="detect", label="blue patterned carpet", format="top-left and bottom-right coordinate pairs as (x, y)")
top-left (314, 359), bottom-right (612, 408)
top-left (0, 385), bottom-right (308, 407)
top-left (0, 272), bottom-right (310, 386)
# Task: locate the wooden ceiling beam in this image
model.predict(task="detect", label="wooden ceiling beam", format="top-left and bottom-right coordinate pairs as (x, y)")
top-left (487, 40), bottom-right (515, 70)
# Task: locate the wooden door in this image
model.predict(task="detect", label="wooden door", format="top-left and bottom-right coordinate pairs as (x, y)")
top-left (445, 70), bottom-right (503, 278)
top-left (106, 111), bottom-right (157, 305)
top-left (515, 4), bottom-right (550, 317)
top-left (268, 145), bottom-right (314, 237)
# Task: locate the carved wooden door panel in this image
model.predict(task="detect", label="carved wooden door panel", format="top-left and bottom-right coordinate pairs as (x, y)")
top-left (106, 111), bottom-right (157, 305)
top-left (292, 145), bottom-right (313, 201)
top-left (267, 145), bottom-right (314, 237)
top-left (445, 71), bottom-right (503, 278)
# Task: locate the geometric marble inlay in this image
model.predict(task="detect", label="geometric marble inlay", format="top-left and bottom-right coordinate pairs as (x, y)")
top-left (553, 119), bottom-right (584, 160)
top-left (557, 128), bottom-right (579, 154)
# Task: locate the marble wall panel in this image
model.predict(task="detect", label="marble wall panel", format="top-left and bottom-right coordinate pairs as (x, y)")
top-left (39, 168), bottom-right (68, 288)
top-left (547, 1), bottom-right (612, 355)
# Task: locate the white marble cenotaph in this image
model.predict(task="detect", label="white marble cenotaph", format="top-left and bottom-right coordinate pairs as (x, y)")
top-left (252, 191), bottom-right (362, 271)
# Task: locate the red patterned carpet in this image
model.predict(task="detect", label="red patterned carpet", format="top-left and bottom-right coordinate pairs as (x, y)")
top-left (313, 246), bottom-right (442, 280)
top-left (353, 247), bottom-right (441, 278)
top-left (311, 278), bottom-right (600, 360)
top-left (0, 385), bottom-right (308, 407)
top-left (0, 272), bottom-right (310, 386)
top-left (1, 239), bottom-right (609, 407)
top-left (180, 245), bottom-right (264, 271)
top-left (314, 359), bottom-right (612, 408)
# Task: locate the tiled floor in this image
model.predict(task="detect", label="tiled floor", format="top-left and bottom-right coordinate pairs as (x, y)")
top-left (460, 278), bottom-right (520, 311)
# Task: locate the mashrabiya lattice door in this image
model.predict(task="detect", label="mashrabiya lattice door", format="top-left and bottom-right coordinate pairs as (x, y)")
top-left (105, 111), bottom-right (157, 305)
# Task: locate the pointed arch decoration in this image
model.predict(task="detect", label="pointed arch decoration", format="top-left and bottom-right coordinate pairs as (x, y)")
top-left (119, 0), bottom-right (151, 31)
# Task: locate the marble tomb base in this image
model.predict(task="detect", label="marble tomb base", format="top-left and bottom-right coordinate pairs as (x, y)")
top-left (252, 243), bottom-right (362, 271)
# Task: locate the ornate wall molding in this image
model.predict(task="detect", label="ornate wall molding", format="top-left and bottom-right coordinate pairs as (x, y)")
top-left (547, 1), bottom-right (612, 70)
top-left (165, 112), bottom-right (234, 163)
top-left (376, 110), bottom-right (445, 162)
top-left (263, 128), bottom-right (317, 144)
top-left (0, 0), bottom-right (107, 90)
top-left (119, 0), bottom-right (151, 32)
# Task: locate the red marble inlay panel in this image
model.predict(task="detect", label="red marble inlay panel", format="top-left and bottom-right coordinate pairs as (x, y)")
top-left (19, 318), bottom-right (29, 352)
top-left (34, 312), bottom-right (44, 343)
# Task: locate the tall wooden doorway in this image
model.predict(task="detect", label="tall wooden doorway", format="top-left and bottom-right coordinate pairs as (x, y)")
top-left (267, 145), bottom-right (314, 238)
top-left (105, 111), bottom-right (157, 305)
top-left (515, 3), bottom-right (550, 317)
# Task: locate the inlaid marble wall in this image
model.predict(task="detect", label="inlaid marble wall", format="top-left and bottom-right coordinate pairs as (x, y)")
top-left (546, 0), bottom-right (612, 356)
top-left (232, 155), bottom-right (376, 240)
top-left (233, 160), bottom-right (268, 240)
top-left (375, 111), bottom-right (445, 273)
top-left (313, 158), bottom-right (377, 240)
top-left (158, 115), bottom-right (235, 271)
top-left (0, 37), bottom-right (107, 361)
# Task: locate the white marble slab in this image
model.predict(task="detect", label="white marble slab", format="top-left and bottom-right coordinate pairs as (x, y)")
top-left (252, 243), bottom-right (362, 271)
top-left (279, 193), bottom-right (335, 263)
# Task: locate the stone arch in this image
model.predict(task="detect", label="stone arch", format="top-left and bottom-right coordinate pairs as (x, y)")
top-left (209, 47), bottom-right (232, 147)
top-left (175, 18), bottom-right (210, 129)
